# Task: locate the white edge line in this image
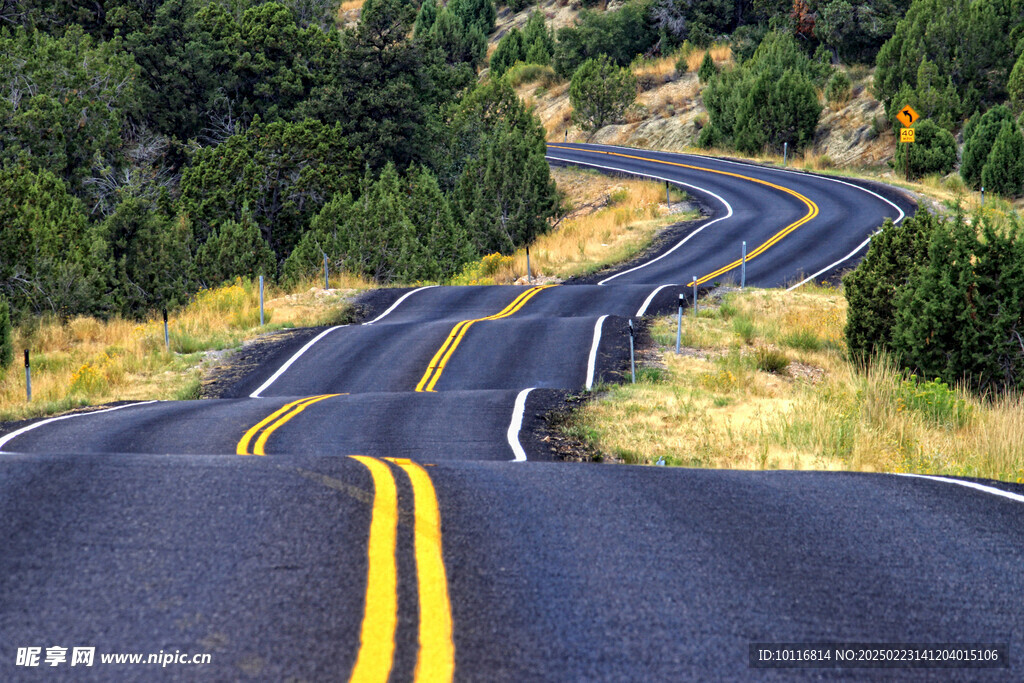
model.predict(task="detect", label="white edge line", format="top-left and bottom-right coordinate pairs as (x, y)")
top-left (586, 316), bottom-right (608, 391)
top-left (507, 387), bottom-right (534, 462)
top-left (249, 326), bottom-right (345, 398)
top-left (0, 400), bottom-right (159, 453)
top-left (544, 155), bottom-right (734, 285)
top-left (551, 145), bottom-right (908, 292)
top-left (897, 473), bottom-right (1024, 505)
top-left (363, 285), bottom-right (438, 325)
top-left (636, 284), bottom-right (675, 318)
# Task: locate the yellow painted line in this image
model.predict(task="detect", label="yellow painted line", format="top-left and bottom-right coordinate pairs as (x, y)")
top-left (349, 456), bottom-right (400, 683)
top-left (415, 285), bottom-right (557, 392)
top-left (548, 145), bottom-right (819, 286)
top-left (252, 393), bottom-right (339, 455)
top-left (236, 396), bottom-right (321, 455)
top-left (385, 458), bottom-right (455, 683)
top-left (236, 394), bottom-right (340, 455)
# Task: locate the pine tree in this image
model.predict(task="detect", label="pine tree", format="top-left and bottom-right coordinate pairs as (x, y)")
top-left (843, 212), bottom-right (936, 362)
top-left (892, 212), bottom-right (978, 386)
top-left (1009, 50), bottom-right (1024, 113)
top-left (570, 55), bottom-right (637, 133)
top-left (698, 51), bottom-right (716, 83)
top-left (522, 11), bottom-right (553, 65)
top-left (961, 105), bottom-right (1014, 189)
top-left (414, 0), bottom-right (438, 37)
top-left (282, 193), bottom-right (355, 286)
top-left (408, 167), bottom-right (475, 281)
top-left (980, 120), bottom-right (1024, 197)
top-left (0, 295), bottom-right (12, 370)
top-left (103, 197), bottom-right (197, 317)
top-left (196, 210), bottom-right (277, 288)
top-left (490, 28), bottom-right (525, 77)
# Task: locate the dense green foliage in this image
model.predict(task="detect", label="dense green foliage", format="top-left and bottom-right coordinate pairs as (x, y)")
top-left (892, 120), bottom-right (958, 179)
top-left (700, 32), bottom-right (825, 154)
top-left (570, 56), bottom-right (638, 133)
top-left (980, 120), bottom-right (1024, 196)
top-left (874, 0), bottom-right (1024, 123)
top-left (553, 3), bottom-right (658, 79)
top-left (0, 295), bottom-right (12, 369)
top-left (846, 211), bottom-right (1024, 395)
top-left (843, 212), bottom-right (936, 361)
top-left (961, 106), bottom-right (1015, 189)
top-left (0, 0), bottom-right (563, 322)
top-left (490, 12), bottom-right (553, 77)
top-left (893, 214), bottom-right (1024, 394)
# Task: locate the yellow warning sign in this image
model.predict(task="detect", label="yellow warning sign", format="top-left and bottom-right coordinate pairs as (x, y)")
top-left (896, 105), bottom-right (920, 128)
top-left (900, 128), bottom-right (915, 144)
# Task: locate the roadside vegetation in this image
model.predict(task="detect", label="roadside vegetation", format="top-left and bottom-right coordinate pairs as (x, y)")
top-left (0, 275), bottom-right (368, 424)
top-left (0, 167), bottom-right (692, 422)
top-left (565, 285), bottom-right (1024, 482)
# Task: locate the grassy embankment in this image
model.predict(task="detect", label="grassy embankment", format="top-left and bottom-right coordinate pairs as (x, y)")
top-left (0, 167), bottom-right (690, 423)
top-left (563, 286), bottom-right (1024, 482)
top-left (0, 275), bottom-right (368, 423)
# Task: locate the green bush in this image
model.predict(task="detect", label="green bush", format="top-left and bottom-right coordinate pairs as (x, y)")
top-left (754, 347), bottom-right (790, 373)
top-left (732, 316), bottom-right (756, 343)
top-left (569, 56), bottom-right (637, 132)
top-left (701, 31), bottom-right (824, 155)
top-left (697, 51), bottom-right (716, 83)
top-left (895, 375), bottom-right (973, 428)
top-left (843, 213), bottom-right (936, 362)
top-left (825, 71), bottom-right (852, 107)
top-left (892, 120), bottom-right (957, 179)
top-left (960, 105), bottom-right (1014, 189)
top-left (980, 120), bottom-right (1024, 197)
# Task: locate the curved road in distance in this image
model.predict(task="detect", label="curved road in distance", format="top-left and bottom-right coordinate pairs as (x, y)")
top-left (4, 144), bottom-right (1023, 681)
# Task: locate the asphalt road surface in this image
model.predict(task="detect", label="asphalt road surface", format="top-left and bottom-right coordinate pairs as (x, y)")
top-left (3, 144), bottom-right (1022, 681)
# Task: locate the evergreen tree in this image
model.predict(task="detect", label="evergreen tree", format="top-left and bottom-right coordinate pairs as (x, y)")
top-left (893, 213), bottom-right (1024, 394)
top-left (414, 0), bottom-right (438, 37)
top-left (843, 212), bottom-right (936, 362)
top-left (698, 51), bottom-right (716, 83)
top-left (0, 295), bottom-right (12, 370)
top-left (0, 25), bottom-right (140, 198)
top-left (522, 10), bottom-right (554, 65)
top-left (102, 197), bottom-right (196, 317)
top-left (980, 120), bottom-right (1024, 197)
top-left (490, 28), bottom-right (525, 77)
top-left (1009, 49), bottom-right (1024, 113)
top-left (196, 211), bottom-right (277, 288)
top-left (343, 164), bottom-right (417, 283)
top-left (282, 193), bottom-right (355, 286)
top-left (734, 68), bottom-right (820, 154)
top-left (448, 0), bottom-right (496, 36)
top-left (960, 105), bottom-right (1014, 189)
top-left (450, 80), bottom-right (558, 255)
top-left (408, 166), bottom-right (476, 281)
top-left (179, 117), bottom-right (358, 258)
top-left (892, 119), bottom-right (957, 179)
top-left (427, 8), bottom-right (487, 68)
top-left (569, 56), bottom-right (638, 133)
top-left (0, 165), bottom-right (107, 318)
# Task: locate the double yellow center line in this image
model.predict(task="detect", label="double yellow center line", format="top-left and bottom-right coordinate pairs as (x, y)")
top-left (236, 394), bottom-right (341, 455)
top-left (548, 145), bottom-right (820, 287)
top-left (415, 284), bottom-right (557, 392)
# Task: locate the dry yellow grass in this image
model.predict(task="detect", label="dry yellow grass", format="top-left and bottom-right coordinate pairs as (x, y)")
top-left (0, 275), bottom-right (372, 423)
top-left (568, 287), bottom-right (1024, 482)
top-left (683, 44), bottom-right (733, 72)
top-left (480, 167), bottom-right (698, 283)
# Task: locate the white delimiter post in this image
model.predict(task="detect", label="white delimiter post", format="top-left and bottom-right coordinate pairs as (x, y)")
top-left (692, 276), bottom-right (698, 317)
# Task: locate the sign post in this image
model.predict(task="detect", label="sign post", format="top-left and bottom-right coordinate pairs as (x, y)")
top-left (896, 105), bottom-right (919, 181)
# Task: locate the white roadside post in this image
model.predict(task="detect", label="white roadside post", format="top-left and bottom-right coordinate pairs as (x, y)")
top-left (259, 275), bottom-right (265, 327)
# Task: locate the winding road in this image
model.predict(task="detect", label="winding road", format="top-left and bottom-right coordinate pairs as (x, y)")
top-left (2, 144), bottom-right (1022, 680)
